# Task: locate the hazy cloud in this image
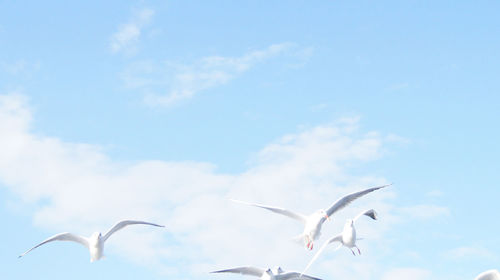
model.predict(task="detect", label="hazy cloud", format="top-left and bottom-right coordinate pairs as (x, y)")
top-left (0, 93), bottom-right (431, 279)
top-left (110, 8), bottom-right (155, 55)
top-left (120, 43), bottom-right (311, 106)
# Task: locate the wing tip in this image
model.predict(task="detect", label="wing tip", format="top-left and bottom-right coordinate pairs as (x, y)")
top-left (381, 182), bottom-right (393, 188)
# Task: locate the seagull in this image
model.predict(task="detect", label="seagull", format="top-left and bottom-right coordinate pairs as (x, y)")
top-left (475, 269), bottom-right (500, 280)
top-left (19, 220), bottom-right (165, 262)
top-left (301, 209), bottom-right (378, 276)
top-left (211, 266), bottom-right (322, 280)
top-left (231, 183), bottom-right (390, 250)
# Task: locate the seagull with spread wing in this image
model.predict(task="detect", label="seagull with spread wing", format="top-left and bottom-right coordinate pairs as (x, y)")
top-left (231, 183), bottom-right (390, 250)
top-left (19, 220), bottom-right (164, 262)
top-left (301, 209), bottom-right (379, 276)
top-left (475, 269), bottom-right (500, 280)
top-left (211, 266), bottom-right (322, 280)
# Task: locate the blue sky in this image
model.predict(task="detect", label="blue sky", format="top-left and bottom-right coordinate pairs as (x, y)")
top-left (1, 1), bottom-right (499, 279)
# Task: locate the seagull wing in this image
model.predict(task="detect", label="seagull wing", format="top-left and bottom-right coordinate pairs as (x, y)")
top-left (211, 266), bottom-right (265, 277)
top-left (19, 232), bottom-right (89, 258)
top-left (102, 220), bottom-right (164, 242)
top-left (231, 199), bottom-right (308, 224)
top-left (325, 184), bottom-right (391, 218)
top-left (301, 234), bottom-right (342, 276)
top-left (277, 272), bottom-right (323, 280)
top-left (353, 209), bottom-right (378, 222)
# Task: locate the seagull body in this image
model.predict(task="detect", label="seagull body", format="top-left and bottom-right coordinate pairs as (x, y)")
top-left (19, 220), bottom-right (164, 262)
top-left (211, 266), bottom-right (322, 280)
top-left (475, 269), bottom-right (500, 280)
top-left (231, 184), bottom-right (389, 250)
top-left (301, 209), bottom-right (378, 275)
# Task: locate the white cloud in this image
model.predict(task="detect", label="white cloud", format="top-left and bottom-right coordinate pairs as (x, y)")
top-left (110, 8), bottom-right (155, 55)
top-left (0, 93), bottom-right (425, 279)
top-left (121, 43), bottom-right (310, 106)
top-left (382, 267), bottom-right (431, 280)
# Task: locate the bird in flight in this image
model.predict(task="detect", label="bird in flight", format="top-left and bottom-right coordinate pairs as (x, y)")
top-left (211, 266), bottom-right (322, 280)
top-left (301, 209), bottom-right (379, 276)
top-left (19, 220), bottom-right (165, 262)
top-left (231, 183), bottom-right (390, 250)
top-left (475, 269), bottom-right (500, 280)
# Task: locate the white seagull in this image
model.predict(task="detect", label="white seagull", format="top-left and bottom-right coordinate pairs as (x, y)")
top-left (475, 269), bottom-right (500, 280)
top-left (211, 266), bottom-right (322, 280)
top-left (301, 209), bottom-right (378, 275)
top-left (19, 220), bottom-right (165, 262)
top-left (231, 183), bottom-right (390, 250)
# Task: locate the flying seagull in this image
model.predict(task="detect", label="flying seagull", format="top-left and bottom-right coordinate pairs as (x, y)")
top-left (211, 266), bottom-right (322, 280)
top-left (301, 209), bottom-right (378, 275)
top-left (475, 269), bottom-right (500, 280)
top-left (231, 183), bottom-right (390, 250)
top-left (19, 220), bottom-right (164, 262)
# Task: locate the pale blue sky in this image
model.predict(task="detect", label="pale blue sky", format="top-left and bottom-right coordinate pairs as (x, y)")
top-left (1, 1), bottom-right (499, 279)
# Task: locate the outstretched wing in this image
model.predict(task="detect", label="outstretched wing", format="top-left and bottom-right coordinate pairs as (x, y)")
top-left (230, 199), bottom-right (308, 224)
top-left (19, 232), bottom-right (88, 258)
top-left (301, 235), bottom-right (342, 276)
top-left (278, 272), bottom-right (323, 280)
top-left (102, 220), bottom-right (164, 242)
top-left (353, 209), bottom-right (378, 222)
top-left (211, 266), bottom-right (265, 277)
top-left (325, 184), bottom-right (391, 218)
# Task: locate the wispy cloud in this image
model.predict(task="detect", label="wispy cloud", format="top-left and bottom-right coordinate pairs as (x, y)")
top-left (120, 43), bottom-right (312, 106)
top-left (1, 59), bottom-right (41, 76)
top-left (110, 8), bottom-right (155, 55)
top-left (385, 83), bottom-right (409, 92)
top-left (444, 246), bottom-right (497, 260)
top-left (0, 94), bottom-right (402, 278)
top-left (426, 189), bottom-right (444, 197)
top-left (382, 267), bottom-right (431, 280)
top-left (399, 204), bottom-right (450, 220)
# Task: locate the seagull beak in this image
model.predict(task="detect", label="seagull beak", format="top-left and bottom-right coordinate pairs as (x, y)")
top-left (324, 214), bottom-right (330, 221)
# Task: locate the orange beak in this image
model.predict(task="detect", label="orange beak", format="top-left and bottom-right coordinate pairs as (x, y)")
top-left (324, 214), bottom-right (330, 221)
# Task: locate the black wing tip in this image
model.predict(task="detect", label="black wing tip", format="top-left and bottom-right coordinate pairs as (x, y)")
top-left (210, 270), bottom-right (227, 274)
top-left (362, 209), bottom-right (378, 220)
top-left (381, 182), bottom-right (393, 188)
top-left (374, 183), bottom-right (394, 190)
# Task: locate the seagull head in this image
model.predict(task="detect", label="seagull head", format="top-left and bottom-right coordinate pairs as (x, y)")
top-left (319, 209), bottom-right (330, 221)
top-left (345, 219), bottom-right (354, 227)
top-left (90, 232), bottom-right (102, 241)
top-left (272, 266), bottom-right (284, 274)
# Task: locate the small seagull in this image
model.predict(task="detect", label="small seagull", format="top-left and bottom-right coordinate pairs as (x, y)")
top-left (211, 266), bottom-right (322, 280)
top-left (475, 269), bottom-right (500, 280)
top-left (301, 209), bottom-right (378, 275)
top-left (231, 183), bottom-right (390, 250)
top-left (19, 220), bottom-right (164, 262)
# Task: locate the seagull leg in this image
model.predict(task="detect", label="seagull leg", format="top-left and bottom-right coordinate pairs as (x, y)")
top-left (356, 246), bottom-right (361, 255)
top-left (351, 248), bottom-right (356, 256)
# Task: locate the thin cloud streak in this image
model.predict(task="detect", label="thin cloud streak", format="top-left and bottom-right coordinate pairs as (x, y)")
top-left (120, 43), bottom-right (312, 106)
top-left (110, 8), bottom-right (155, 55)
